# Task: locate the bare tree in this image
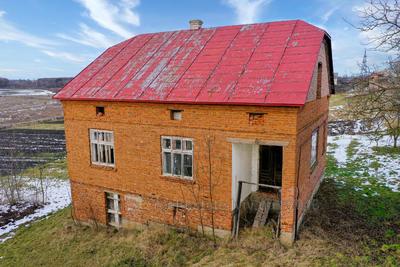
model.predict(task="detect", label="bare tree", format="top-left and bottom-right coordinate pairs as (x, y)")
top-left (202, 134), bottom-right (225, 246)
top-left (357, 0), bottom-right (400, 52)
top-left (346, 58), bottom-right (400, 147)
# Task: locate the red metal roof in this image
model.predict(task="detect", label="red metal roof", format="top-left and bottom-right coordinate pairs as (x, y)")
top-left (54, 20), bottom-right (333, 106)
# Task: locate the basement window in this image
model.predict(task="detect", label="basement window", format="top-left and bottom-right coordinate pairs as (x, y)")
top-left (170, 110), bottom-right (182, 120)
top-left (311, 128), bottom-right (319, 168)
top-left (90, 129), bottom-right (115, 167)
top-left (105, 192), bottom-right (121, 226)
top-left (162, 136), bottom-right (193, 179)
top-left (96, 106), bottom-right (105, 116)
top-left (249, 113), bottom-right (265, 125)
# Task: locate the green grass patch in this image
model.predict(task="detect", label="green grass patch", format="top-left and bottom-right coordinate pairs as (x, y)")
top-left (20, 157), bottom-right (68, 180)
top-left (13, 120), bottom-right (64, 130)
top-left (372, 146), bottom-right (400, 156)
top-left (0, 208), bottom-right (215, 267)
top-left (329, 93), bottom-right (347, 107)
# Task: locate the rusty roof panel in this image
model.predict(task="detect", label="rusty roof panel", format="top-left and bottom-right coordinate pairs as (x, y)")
top-left (54, 19), bottom-right (330, 106)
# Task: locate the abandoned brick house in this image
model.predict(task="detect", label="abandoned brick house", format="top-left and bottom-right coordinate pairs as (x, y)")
top-left (54, 19), bottom-right (334, 246)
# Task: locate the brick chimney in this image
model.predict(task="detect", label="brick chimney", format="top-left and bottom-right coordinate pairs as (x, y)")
top-left (189, 19), bottom-right (203, 30)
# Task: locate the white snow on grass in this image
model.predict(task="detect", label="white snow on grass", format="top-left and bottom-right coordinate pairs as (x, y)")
top-left (328, 134), bottom-right (400, 191)
top-left (0, 179), bottom-right (70, 242)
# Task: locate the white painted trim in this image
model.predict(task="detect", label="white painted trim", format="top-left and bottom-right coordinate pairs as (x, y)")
top-left (227, 138), bottom-right (289, 147)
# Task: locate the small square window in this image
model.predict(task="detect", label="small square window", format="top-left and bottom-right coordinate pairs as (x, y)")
top-left (171, 110), bottom-right (182, 120)
top-left (96, 106), bottom-right (105, 116)
top-left (249, 113), bottom-right (264, 125)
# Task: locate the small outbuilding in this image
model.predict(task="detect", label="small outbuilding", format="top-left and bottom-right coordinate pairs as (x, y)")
top-left (54, 19), bottom-right (334, 246)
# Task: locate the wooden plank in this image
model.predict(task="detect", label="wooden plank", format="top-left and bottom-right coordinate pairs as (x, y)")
top-left (253, 200), bottom-right (272, 228)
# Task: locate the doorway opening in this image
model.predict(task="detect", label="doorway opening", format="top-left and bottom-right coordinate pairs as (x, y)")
top-left (258, 145), bottom-right (282, 192)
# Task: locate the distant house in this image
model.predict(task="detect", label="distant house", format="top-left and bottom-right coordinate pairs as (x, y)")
top-left (54, 19), bottom-right (334, 246)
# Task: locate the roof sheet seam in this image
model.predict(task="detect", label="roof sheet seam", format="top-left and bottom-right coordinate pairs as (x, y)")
top-left (70, 38), bottom-right (134, 98)
top-left (91, 35), bottom-right (155, 98)
top-left (193, 27), bottom-right (242, 102)
top-left (113, 31), bottom-right (178, 99)
top-left (163, 28), bottom-right (217, 100)
top-left (262, 20), bottom-right (299, 103)
top-left (225, 23), bottom-right (270, 102)
top-left (136, 31), bottom-right (196, 99)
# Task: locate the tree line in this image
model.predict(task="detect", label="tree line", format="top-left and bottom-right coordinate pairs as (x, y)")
top-left (0, 77), bottom-right (72, 89)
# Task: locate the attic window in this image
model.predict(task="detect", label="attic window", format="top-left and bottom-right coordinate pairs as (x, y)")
top-left (170, 110), bottom-right (182, 120)
top-left (249, 113), bottom-right (265, 125)
top-left (96, 106), bottom-right (105, 116)
top-left (317, 62), bottom-right (322, 99)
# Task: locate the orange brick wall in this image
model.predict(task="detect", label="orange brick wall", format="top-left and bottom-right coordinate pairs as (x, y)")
top-left (63, 101), bottom-right (301, 232)
top-left (296, 97), bottom-right (329, 222)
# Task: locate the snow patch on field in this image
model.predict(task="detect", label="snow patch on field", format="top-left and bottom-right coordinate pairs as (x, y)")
top-left (0, 179), bottom-right (70, 242)
top-left (328, 135), bottom-right (400, 191)
top-left (0, 88), bottom-right (54, 96)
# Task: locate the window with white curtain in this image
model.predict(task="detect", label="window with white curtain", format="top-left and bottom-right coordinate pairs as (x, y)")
top-left (161, 136), bottom-right (193, 179)
top-left (90, 129), bottom-right (115, 167)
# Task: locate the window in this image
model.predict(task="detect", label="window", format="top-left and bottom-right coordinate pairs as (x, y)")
top-left (311, 129), bottom-right (318, 167)
top-left (322, 121), bottom-right (327, 155)
top-left (170, 110), bottom-right (182, 120)
top-left (162, 136), bottom-right (193, 179)
top-left (90, 129), bottom-right (115, 166)
top-left (249, 113), bottom-right (265, 125)
top-left (317, 62), bottom-right (322, 99)
top-left (96, 106), bottom-right (105, 116)
top-left (105, 192), bottom-right (121, 226)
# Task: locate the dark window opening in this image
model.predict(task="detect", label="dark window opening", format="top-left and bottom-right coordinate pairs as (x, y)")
top-left (258, 145), bottom-right (282, 192)
top-left (170, 110), bottom-right (182, 120)
top-left (317, 62), bottom-right (322, 99)
top-left (96, 106), bottom-right (105, 116)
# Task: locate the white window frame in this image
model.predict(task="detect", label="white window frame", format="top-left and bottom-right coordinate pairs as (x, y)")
top-left (311, 128), bottom-right (318, 168)
top-left (105, 192), bottom-right (121, 227)
top-left (89, 129), bottom-right (115, 167)
top-left (161, 136), bottom-right (193, 179)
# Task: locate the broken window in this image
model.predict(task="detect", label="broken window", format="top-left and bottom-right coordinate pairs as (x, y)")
top-left (162, 136), bottom-right (193, 179)
top-left (170, 110), bottom-right (182, 120)
top-left (105, 192), bottom-right (121, 226)
top-left (90, 129), bottom-right (115, 167)
top-left (311, 128), bottom-right (318, 167)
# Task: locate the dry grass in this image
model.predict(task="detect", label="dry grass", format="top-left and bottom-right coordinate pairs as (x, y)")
top-left (0, 177), bottom-right (398, 266)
